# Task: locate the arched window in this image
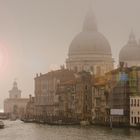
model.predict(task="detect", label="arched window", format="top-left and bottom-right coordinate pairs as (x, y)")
top-left (138, 99), bottom-right (140, 107)
top-left (134, 99), bottom-right (136, 106)
top-left (131, 99), bottom-right (133, 107)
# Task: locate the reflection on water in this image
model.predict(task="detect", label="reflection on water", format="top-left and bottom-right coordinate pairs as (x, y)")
top-left (0, 120), bottom-right (140, 140)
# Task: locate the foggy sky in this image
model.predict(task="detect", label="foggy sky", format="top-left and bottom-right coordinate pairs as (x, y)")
top-left (0, 0), bottom-right (140, 109)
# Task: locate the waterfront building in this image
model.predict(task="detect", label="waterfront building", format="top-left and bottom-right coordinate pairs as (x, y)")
top-left (107, 65), bottom-right (140, 127)
top-left (55, 71), bottom-right (92, 122)
top-left (119, 31), bottom-right (140, 67)
top-left (55, 79), bottom-right (77, 120)
top-left (24, 65), bottom-right (140, 126)
top-left (91, 63), bottom-right (131, 126)
top-left (25, 95), bottom-right (36, 120)
top-left (129, 67), bottom-right (140, 94)
top-left (129, 67), bottom-right (140, 127)
top-left (91, 65), bottom-right (140, 127)
top-left (66, 5), bottom-right (114, 75)
top-left (34, 69), bottom-right (76, 119)
top-left (106, 65), bottom-right (130, 126)
top-left (4, 81), bottom-right (29, 119)
top-left (33, 69), bottom-right (93, 123)
top-left (92, 76), bottom-right (110, 125)
top-left (130, 96), bottom-right (140, 127)
top-left (74, 72), bottom-right (92, 121)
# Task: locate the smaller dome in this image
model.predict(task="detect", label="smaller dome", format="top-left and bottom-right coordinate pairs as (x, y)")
top-left (119, 31), bottom-right (140, 61)
top-left (119, 45), bottom-right (140, 61)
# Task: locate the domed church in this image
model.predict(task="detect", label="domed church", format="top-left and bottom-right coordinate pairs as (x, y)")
top-left (119, 31), bottom-right (140, 67)
top-left (66, 4), bottom-right (114, 76)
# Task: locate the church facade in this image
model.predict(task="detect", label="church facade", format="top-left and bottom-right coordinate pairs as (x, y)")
top-left (4, 81), bottom-right (29, 119)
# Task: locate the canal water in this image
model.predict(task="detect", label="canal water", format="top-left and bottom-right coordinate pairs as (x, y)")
top-left (0, 120), bottom-right (140, 140)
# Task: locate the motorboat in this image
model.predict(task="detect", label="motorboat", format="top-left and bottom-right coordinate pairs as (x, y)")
top-left (0, 121), bottom-right (4, 129)
top-left (80, 120), bottom-right (90, 126)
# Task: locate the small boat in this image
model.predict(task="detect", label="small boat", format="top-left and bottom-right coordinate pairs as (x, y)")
top-left (0, 121), bottom-right (4, 129)
top-left (47, 120), bottom-right (63, 125)
top-left (80, 120), bottom-right (90, 126)
top-left (21, 118), bottom-right (35, 123)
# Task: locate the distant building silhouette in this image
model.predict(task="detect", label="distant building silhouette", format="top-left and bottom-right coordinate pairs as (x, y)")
top-left (4, 81), bottom-right (29, 119)
top-left (66, 4), bottom-right (114, 75)
top-left (9, 81), bottom-right (21, 99)
top-left (119, 30), bottom-right (140, 67)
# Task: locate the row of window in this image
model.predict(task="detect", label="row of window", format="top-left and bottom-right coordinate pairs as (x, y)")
top-left (130, 99), bottom-right (140, 107)
top-left (131, 111), bottom-right (140, 115)
top-left (131, 117), bottom-right (140, 124)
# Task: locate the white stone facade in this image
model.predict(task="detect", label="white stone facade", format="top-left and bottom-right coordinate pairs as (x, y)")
top-left (130, 96), bottom-right (140, 126)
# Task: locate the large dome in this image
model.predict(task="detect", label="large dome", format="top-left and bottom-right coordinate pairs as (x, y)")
top-left (66, 3), bottom-right (114, 75)
top-left (119, 31), bottom-right (140, 61)
top-left (69, 31), bottom-right (112, 56)
top-left (68, 6), bottom-right (112, 57)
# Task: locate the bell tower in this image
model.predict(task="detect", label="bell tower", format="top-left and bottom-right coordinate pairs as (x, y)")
top-left (9, 81), bottom-right (21, 99)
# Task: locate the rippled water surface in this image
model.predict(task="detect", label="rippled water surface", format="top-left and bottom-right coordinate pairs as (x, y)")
top-left (0, 120), bottom-right (140, 140)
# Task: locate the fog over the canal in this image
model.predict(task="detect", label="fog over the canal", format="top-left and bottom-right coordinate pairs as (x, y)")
top-left (0, 0), bottom-right (140, 109)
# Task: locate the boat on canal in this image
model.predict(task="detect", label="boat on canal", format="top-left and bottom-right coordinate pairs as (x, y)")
top-left (80, 120), bottom-right (90, 126)
top-left (0, 121), bottom-right (4, 129)
top-left (21, 118), bottom-right (35, 123)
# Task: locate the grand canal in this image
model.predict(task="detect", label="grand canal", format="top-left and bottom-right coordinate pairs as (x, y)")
top-left (0, 120), bottom-right (140, 140)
